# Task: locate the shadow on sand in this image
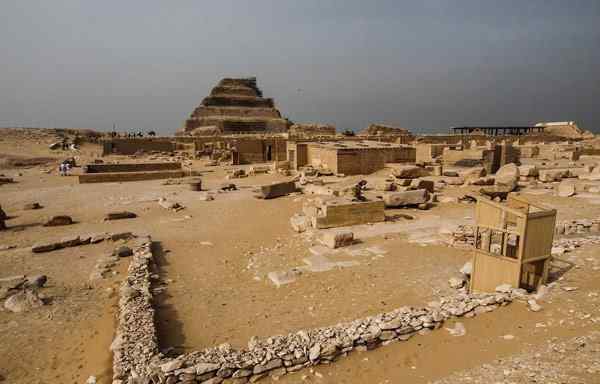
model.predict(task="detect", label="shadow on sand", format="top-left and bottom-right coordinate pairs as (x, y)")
top-left (152, 241), bottom-right (187, 356)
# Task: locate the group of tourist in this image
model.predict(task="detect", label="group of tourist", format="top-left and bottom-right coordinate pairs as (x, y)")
top-left (109, 130), bottom-right (156, 138)
top-left (58, 162), bottom-right (71, 176)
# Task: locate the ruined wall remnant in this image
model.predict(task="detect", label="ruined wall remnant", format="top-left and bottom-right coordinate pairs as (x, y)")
top-left (84, 162), bottom-right (181, 173)
top-left (358, 123), bottom-right (412, 137)
top-left (114, 237), bottom-right (516, 384)
top-left (78, 170), bottom-right (185, 184)
top-left (181, 77), bottom-right (290, 135)
top-left (302, 141), bottom-right (415, 175)
top-left (289, 123), bottom-right (337, 138)
top-left (102, 138), bottom-right (175, 156)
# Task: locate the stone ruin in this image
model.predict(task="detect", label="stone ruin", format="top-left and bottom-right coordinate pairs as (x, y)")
top-left (181, 77), bottom-right (289, 135)
top-left (113, 237), bottom-right (517, 384)
top-left (357, 123), bottom-right (412, 137)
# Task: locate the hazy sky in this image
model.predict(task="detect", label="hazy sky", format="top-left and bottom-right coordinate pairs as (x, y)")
top-left (1, 0), bottom-right (599, 134)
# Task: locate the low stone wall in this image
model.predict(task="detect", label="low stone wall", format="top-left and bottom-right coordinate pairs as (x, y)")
top-left (102, 139), bottom-right (175, 156)
top-left (78, 170), bottom-right (186, 184)
top-left (114, 238), bottom-right (514, 383)
top-left (112, 236), bottom-right (161, 382)
top-left (84, 162), bottom-right (181, 173)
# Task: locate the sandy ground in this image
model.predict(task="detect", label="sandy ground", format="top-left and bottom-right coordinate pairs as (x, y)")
top-left (0, 128), bottom-right (599, 384)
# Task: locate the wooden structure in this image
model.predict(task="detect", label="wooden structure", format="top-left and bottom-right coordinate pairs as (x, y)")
top-left (469, 195), bottom-right (556, 293)
top-left (452, 126), bottom-right (544, 136)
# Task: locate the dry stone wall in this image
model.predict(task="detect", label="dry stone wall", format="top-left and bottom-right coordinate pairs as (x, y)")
top-left (112, 236), bottom-right (160, 382)
top-left (114, 238), bottom-right (515, 384)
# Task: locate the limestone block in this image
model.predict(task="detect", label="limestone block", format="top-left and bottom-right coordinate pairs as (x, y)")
top-left (391, 165), bottom-right (429, 179)
top-left (319, 230), bottom-right (354, 249)
top-left (257, 181), bottom-right (296, 199)
top-left (383, 189), bottom-right (429, 208)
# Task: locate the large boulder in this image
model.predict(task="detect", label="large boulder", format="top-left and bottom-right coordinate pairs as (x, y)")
top-left (383, 189), bottom-right (429, 208)
top-left (392, 166), bottom-right (429, 179)
top-left (494, 163), bottom-right (519, 191)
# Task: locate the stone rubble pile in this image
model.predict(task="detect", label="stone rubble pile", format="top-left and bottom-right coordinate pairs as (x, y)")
top-left (449, 225), bottom-right (476, 248)
top-left (554, 219), bottom-right (600, 236)
top-left (113, 238), bottom-right (516, 384)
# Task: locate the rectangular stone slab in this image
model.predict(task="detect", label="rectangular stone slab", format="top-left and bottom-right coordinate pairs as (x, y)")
top-left (383, 189), bottom-right (428, 208)
top-left (314, 200), bottom-right (385, 229)
top-left (257, 181), bottom-right (297, 199)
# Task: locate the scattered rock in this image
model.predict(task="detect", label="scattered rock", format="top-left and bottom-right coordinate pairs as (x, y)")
top-left (59, 235), bottom-right (81, 248)
top-left (43, 215), bottom-right (73, 227)
top-left (319, 230), bottom-right (354, 249)
top-left (115, 246), bottom-right (133, 257)
top-left (3, 289), bottom-right (44, 312)
top-left (448, 277), bottom-right (465, 289)
top-left (23, 202), bottom-right (42, 210)
top-left (527, 299), bottom-right (542, 312)
top-left (105, 211), bottom-right (137, 220)
top-left (495, 284), bottom-right (512, 293)
top-left (31, 241), bottom-right (59, 253)
top-left (90, 233), bottom-right (107, 243)
top-left (445, 322), bottom-right (466, 336)
top-left (158, 198), bottom-right (184, 212)
top-left (110, 232), bottom-right (134, 241)
top-left (24, 275), bottom-right (47, 289)
top-left (290, 214), bottom-right (310, 233)
top-left (220, 183), bottom-right (237, 191)
top-left (198, 192), bottom-right (215, 201)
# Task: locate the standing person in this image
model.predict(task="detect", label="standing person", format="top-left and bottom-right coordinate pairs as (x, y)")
top-left (64, 162), bottom-right (71, 176)
top-left (59, 163), bottom-right (65, 176)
